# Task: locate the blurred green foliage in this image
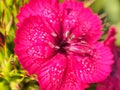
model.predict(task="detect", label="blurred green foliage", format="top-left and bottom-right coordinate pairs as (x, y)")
top-left (0, 0), bottom-right (39, 90)
top-left (0, 0), bottom-right (120, 90)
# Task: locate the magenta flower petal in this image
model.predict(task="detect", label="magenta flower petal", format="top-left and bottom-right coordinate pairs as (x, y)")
top-left (104, 26), bottom-right (116, 47)
top-left (15, 0), bottom-right (113, 89)
top-left (96, 76), bottom-right (120, 90)
top-left (61, 2), bottom-right (102, 43)
top-left (38, 53), bottom-right (87, 90)
top-left (96, 26), bottom-right (120, 90)
top-left (14, 15), bottom-right (57, 74)
top-left (17, 0), bottom-right (60, 35)
top-left (37, 53), bottom-right (67, 90)
top-left (60, 70), bottom-right (85, 90)
top-left (67, 42), bottom-right (113, 83)
top-left (64, 0), bottom-right (78, 2)
top-left (60, 59), bottom-right (87, 90)
top-left (17, 0), bottom-right (58, 23)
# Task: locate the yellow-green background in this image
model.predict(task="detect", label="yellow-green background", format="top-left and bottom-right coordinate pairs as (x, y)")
top-left (0, 0), bottom-right (120, 90)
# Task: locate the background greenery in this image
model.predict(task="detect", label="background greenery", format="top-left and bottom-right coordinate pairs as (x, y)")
top-left (0, 0), bottom-right (120, 90)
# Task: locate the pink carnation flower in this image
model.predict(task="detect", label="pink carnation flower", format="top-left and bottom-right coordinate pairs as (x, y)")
top-left (96, 26), bottom-right (120, 90)
top-left (14, 0), bottom-right (113, 89)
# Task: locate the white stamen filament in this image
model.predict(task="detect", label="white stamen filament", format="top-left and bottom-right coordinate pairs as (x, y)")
top-left (64, 31), bottom-right (70, 38)
top-left (51, 32), bottom-right (57, 37)
top-left (48, 42), bottom-right (60, 49)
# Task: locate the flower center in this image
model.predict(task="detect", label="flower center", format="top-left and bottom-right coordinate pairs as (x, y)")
top-left (49, 31), bottom-right (95, 58)
top-left (59, 40), bottom-right (69, 53)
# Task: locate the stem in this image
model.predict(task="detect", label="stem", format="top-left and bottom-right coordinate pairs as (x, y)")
top-left (4, 21), bottom-right (8, 59)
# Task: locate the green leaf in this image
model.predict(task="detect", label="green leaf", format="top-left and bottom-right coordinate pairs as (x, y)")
top-left (0, 77), bottom-right (11, 90)
top-left (84, 0), bottom-right (95, 7)
top-left (116, 23), bottom-right (120, 46)
top-left (104, 0), bottom-right (120, 23)
top-left (90, 0), bottom-right (107, 13)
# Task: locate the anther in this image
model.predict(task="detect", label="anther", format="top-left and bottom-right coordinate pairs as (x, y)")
top-left (48, 42), bottom-right (56, 48)
top-left (48, 42), bottom-right (60, 49)
top-left (54, 46), bottom-right (60, 49)
top-left (64, 31), bottom-right (70, 37)
top-left (69, 34), bottom-right (75, 40)
top-left (81, 40), bottom-right (86, 44)
top-left (51, 32), bottom-right (57, 37)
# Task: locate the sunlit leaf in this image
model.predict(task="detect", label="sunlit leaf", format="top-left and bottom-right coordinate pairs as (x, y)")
top-left (0, 77), bottom-right (11, 90)
top-left (104, 0), bottom-right (120, 23)
top-left (116, 22), bottom-right (120, 46)
top-left (90, 0), bottom-right (107, 13)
